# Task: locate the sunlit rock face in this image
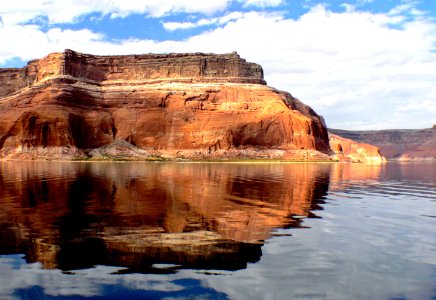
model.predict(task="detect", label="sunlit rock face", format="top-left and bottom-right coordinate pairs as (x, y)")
top-left (0, 162), bottom-right (330, 272)
top-left (0, 50), bottom-right (331, 160)
top-left (330, 127), bottom-right (436, 161)
top-left (329, 132), bottom-right (386, 163)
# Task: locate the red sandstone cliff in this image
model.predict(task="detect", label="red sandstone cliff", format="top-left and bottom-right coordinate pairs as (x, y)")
top-left (329, 132), bottom-right (386, 163)
top-left (330, 127), bottom-right (436, 161)
top-left (0, 50), bottom-right (331, 160)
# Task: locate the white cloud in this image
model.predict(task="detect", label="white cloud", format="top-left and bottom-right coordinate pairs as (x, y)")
top-left (162, 12), bottom-right (244, 31)
top-left (0, 0), bottom-right (286, 26)
top-left (0, 0), bottom-right (233, 25)
top-left (355, 0), bottom-right (375, 5)
top-left (239, 0), bottom-right (284, 8)
top-left (163, 18), bottom-right (219, 31)
top-left (0, 3), bottom-right (435, 129)
top-left (162, 21), bottom-right (200, 31)
top-left (0, 23), bottom-right (105, 63)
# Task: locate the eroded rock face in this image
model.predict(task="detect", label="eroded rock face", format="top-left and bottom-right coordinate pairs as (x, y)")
top-left (329, 132), bottom-right (386, 163)
top-left (0, 50), bottom-right (331, 160)
top-left (330, 127), bottom-right (436, 161)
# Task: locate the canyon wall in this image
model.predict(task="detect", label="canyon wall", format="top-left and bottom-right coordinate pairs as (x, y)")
top-left (330, 127), bottom-right (436, 160)
top-left (0, 50), bottom-right (332, 160)
top-left (329, 132), bottom-right (386, 163)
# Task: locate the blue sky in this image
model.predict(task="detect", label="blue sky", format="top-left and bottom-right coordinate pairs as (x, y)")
top-left (0, 0), bottom-right (435, 129)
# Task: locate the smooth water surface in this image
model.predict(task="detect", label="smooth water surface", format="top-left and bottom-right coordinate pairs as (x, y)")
top-left (0, 161), bottom-right (435, 299)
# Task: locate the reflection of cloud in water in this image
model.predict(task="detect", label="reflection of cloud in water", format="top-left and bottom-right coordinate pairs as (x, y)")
top-left (201, 163), bottom-right (436, 300)
top-left (0, 162), bottom-right (434, 299)
top-left (203, 228), bottom-right (436, 300)
top-left (0, 255), bottom-right (226, 299)
top-left (0, 256), bottom-right (101, 297)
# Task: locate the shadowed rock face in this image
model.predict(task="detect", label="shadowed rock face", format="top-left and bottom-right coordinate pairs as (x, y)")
top-left (330, 127), bottom-right (436, 160)
top-left (0, 50), bottom-right (331, 160)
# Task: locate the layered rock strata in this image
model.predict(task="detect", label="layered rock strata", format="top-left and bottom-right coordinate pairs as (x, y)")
top-left (0, 50), bottom-right (331, 160)
top-left (330, 126), bottom-right (436, 161)
top-left (329, 132), bottom-right (386, 163)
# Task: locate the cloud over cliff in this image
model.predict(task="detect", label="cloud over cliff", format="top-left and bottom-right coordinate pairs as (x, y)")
top-left (0, 0), bottom-right (435, 129)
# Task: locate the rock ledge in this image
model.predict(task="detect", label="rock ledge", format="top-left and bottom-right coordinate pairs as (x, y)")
top-left (0, 50), bottom-right (332, 160)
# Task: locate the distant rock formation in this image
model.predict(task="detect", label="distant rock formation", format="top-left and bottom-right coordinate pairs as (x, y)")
top-left (329, 132), bottom-right (386, 163)
top-left (0, 50), bottom-right (332, 160)
top-left (330, 126), bottom-right (436, 161)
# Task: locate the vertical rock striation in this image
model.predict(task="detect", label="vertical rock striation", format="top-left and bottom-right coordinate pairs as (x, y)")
top-left (0, 50), bottom-right (331, 160)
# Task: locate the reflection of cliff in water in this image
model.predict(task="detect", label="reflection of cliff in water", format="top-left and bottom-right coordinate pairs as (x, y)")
top-left (0, 162), bottom-right (331, 273)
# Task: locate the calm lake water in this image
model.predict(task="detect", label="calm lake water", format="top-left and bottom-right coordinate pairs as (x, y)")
top-left (0, 161), bottom-right (435, 300)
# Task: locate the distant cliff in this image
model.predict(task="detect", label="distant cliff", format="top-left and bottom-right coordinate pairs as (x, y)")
top-left (330, 126), bottom-right (436, 160)
top-left (328, 132), bottom-right (386, 163)
top-left (0, 50), bottom-right (332, 160)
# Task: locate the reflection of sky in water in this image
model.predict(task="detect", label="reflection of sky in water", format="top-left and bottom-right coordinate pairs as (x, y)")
top-left (0, 162), bottom-right (435, 299)
top-left (203, 202), bottom-right (436, 300)
top-left (0, 255), bottom-right (228, 299)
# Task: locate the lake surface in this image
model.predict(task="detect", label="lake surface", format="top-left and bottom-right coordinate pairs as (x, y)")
top-left (0, 161), bottom-right (435, 300)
